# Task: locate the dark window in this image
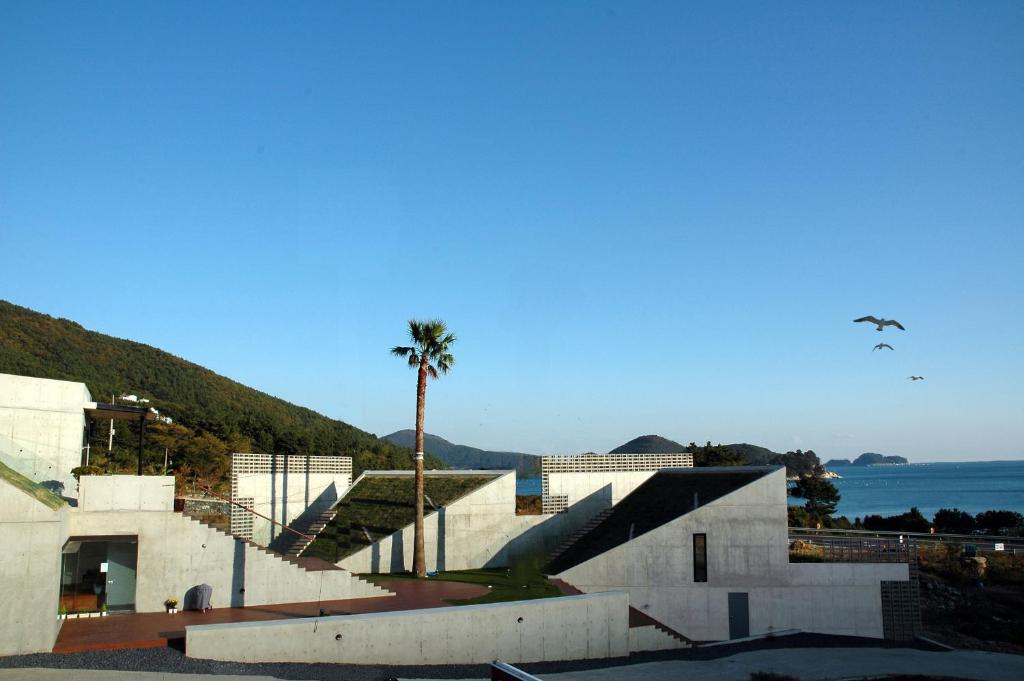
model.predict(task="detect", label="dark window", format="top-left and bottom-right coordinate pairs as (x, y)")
top-left (693, 533), bottom-right (707, 582)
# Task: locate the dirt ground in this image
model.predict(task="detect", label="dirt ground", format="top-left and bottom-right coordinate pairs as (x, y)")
top-left (919, 571), bottom-right (1024, 655)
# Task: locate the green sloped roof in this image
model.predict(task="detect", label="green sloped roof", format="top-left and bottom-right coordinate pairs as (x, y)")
top-left (300, 473), bottom-right (498, 563)
top-left (0, 459), bottom-right (66, 510)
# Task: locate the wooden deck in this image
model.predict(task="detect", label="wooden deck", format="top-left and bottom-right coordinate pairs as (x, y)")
top-left (53, 579), bottom-right (489, 653)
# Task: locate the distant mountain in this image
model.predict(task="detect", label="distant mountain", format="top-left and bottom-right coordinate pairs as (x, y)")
top-left (835, 453), bottom-right (909, 466)
top-left (609, 435), bottom-right (687, 454)
top-left (383, 430), bottom-right (540, 476)
top-left (610, 436), bottom-right (825, 477)
top-left (827, 454), bottom-right (908, 466)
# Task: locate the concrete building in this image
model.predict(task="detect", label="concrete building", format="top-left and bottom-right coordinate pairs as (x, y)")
top-left (0, 372), bottom-right (917, 660)
top-left (229, 452), bottom-right (352, 548)
top-left (551, 467), bottom-right (913, 641)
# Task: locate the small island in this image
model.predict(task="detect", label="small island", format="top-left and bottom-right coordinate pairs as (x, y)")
top-left (825, 453), bottom-right (909, 466)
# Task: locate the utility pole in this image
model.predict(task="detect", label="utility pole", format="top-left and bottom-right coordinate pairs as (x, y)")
top-left (108, 394), bottom-right (115, 452)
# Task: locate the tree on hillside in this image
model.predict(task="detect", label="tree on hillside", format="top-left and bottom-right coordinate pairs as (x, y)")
top-left (790, 465), bottom-right (840, 525)
top-left (771, 449), bottom-right (821, 478)
top-left (391, 319), bottom-right (456, 578)
top-left (686, 441), bottom-right (746, 467)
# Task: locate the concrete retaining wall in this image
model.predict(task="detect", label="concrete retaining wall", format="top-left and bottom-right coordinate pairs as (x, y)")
top-left (0, 473), bottom-right (67, 656)
top-left (186, 592), bottom-right (629, 664)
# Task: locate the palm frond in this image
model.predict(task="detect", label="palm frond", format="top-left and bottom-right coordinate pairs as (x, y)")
top-left (435, 353), bottom-right (455, 374)
top-left (397, 319), bottom-right (456, 377)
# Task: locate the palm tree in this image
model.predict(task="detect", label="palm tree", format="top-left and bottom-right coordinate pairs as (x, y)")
top-left (391, 319), bottom-right (456, 577)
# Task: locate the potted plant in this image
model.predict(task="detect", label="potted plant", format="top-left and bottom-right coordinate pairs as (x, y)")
top-left (100, 603), bottom-right (108, 617)
top-left (164, 597), bottom-right (178, 614)
top-left (58, 604), bottom-right (67, 621)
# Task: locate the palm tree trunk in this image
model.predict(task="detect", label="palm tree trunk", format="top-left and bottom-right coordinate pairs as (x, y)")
top-left (413, 359), bottom-right (428, 578)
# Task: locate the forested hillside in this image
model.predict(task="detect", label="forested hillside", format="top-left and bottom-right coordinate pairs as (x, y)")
top-left (0, 300), bottom-right (441, 489)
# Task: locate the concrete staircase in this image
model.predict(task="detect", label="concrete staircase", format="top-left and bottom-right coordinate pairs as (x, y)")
top-left (182, 512), bottom-right (342, 572)
top-left (628, 605), bottom-right (693, 650)
top-left (549, 577), bottom-right (691, 651)
top-left (173, 510), bottom-right (390, 607)
top-left (281, 504), bottom-right (338, 557)
top-left (545, 507), bottom-right (614, 570)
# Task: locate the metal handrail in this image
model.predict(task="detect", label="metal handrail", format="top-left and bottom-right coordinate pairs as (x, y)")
top-left (193, 484), bottom-right (315, 542)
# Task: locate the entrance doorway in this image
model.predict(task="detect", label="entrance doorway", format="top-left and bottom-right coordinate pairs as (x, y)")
top-left (728, 592), bottom-right (750, 639)
top-left (60, 537), bottom-right (138, 613)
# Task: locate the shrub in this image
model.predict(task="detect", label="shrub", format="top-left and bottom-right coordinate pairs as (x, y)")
top-left (985, 552), bottom-right (1024, 586)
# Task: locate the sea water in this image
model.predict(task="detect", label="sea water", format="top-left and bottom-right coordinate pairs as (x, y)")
top-left (516, 460), bottom-right (1024, 520)
top-left (824, 460), bottom-right (1024, 520)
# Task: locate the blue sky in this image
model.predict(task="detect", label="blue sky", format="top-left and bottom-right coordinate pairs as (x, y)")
top-left (2, 2), bottom-right (1022, 461)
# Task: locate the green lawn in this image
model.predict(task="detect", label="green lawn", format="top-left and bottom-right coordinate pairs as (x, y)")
top-left (365, 565), bottom-right (563, 606)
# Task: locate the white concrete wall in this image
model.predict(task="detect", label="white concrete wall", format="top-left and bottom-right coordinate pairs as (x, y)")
top-left (236, 472), bottom-right (350, 546)
top-left (0, 373), bottom-right (91, 496)
top-left (557, 469), bottom-right (909, 641)
top-left (0, 473), bottom-right (68, 656)
top-left (68, 504), bottom-right (390, 613)
top-left (77, 475), bottom-right (175, 512)
top-left (546, 470), bottom-right (659, 513)
top-left (186, 592), bottom-right (629, 664)
top-left (338, 471), bottom-right (595, 574)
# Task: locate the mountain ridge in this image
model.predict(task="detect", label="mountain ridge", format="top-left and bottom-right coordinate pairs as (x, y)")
top-left (383, 430), bottom-right (540, 476)
top-left (0, 299), bottom-right (442, 487)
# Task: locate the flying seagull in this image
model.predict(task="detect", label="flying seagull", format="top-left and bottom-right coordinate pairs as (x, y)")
top-left (907, 375), bottom-right (925, 381)
top-left (873, 343), bottom-right (894, 351)
top-left (854, 316), bottom-right (906, 331)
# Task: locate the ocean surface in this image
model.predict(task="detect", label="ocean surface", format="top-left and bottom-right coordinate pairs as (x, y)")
top-left (515, 460), bottom-right (1024, 520)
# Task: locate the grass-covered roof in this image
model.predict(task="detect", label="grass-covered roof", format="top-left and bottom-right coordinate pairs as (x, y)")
top-left (0, 459), bottom-right (66, 510)
top-left (300, 473), bottom-right (499, 563)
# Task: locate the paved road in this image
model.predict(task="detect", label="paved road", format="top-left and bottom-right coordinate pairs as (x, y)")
top-left (404, 647), bottom-right (1024, 681)
top-left (0, 672), bottom-right (312, 681)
